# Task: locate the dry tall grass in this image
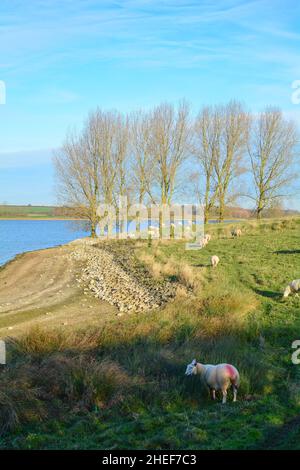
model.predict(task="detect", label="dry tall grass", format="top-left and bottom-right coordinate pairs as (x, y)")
top-left (138, 247), bottom-right (203, 291)
top-left (176, 263), bottom-right (195, 289)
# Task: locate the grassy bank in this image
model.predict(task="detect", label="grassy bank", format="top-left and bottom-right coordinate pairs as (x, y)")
top-left (0, 218), bottom-right (300, 449)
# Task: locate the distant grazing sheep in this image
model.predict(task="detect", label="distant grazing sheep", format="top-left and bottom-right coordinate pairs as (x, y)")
top-left (231, 228), bottom-right (242, 238)
top-left (204, 234), bottom-right (211, 242)
top-left (185, 359), bottom-right (240, 404)
top-left (211, 255), bottom-right (220, 268)
top-left (283, 279), bottom-right (300, 298)
top-left (201, 237), bottom-right (208, 248)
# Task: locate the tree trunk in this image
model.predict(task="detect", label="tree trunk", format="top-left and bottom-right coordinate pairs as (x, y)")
top-left (159, 210), bottom-right (163, 239)
top-left (90, 223), bottom-right (96, 238)
top-left (218, 195), bottom-right (225, 223)
top-left (204, 206), bottom-right (209, 225)
top-left (136, 191), bottom-right (144, 237)
top-left (256, 196), bottom-right (264, 219)
top-left (256, 206), bottom-right (263, 219)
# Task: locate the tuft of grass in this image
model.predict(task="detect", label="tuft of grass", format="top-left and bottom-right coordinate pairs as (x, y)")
top-left (176, 263), bottom-right (196, 289)
top-left (138, 252), bottom-right (163, 279)
top-left (160, 259), bottom-right (178, 277)
top-left (34, 355), bottom-right (134, 410)
top-left (0, 366), bottom-right (46, 435)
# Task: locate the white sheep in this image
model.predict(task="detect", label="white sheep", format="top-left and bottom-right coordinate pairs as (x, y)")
top-left (204, 233), bottom-right (211, 242)
top-left (283, 279), bottom-right (300, 298)
top-left (231, 228), bottom-right (242, 238)
top-left (201, 237), bottom-right (208, 248)
top-left (211, 255), bottom-right (220, 268)
top-left (185, 359), bottom-right (240, 403)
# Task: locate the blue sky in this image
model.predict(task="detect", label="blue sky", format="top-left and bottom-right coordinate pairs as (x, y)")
top-left (0, 0), bottom-right (299, 207)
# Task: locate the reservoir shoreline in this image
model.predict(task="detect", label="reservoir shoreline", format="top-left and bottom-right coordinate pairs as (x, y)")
top-left (0, 219), bottom-right (90, 267)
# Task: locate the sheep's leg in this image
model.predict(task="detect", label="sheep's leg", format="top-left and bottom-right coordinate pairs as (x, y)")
top-left (210, 388), bottom-right (216, 400)
top-left (233, 385), bottom-right (238, 402)
top-left (222, 389), bottom-right (227, 404)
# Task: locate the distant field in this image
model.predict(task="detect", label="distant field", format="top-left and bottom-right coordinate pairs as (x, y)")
top-left (0, 205), bottom-right (55, 218)
top-left (0, 205), bottom-right (83, 219)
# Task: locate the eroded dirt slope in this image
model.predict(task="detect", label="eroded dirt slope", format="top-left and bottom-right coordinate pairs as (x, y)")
top-left (0, 244), bottom-right (117, 337)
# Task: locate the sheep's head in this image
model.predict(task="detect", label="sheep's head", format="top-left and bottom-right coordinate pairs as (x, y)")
top-left (185, 359), bottom-right (197, 376)
top-left (283, 285), bottom-right (291, 298)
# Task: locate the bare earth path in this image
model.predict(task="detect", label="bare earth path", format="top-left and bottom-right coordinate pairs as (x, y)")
top-left (0, 244), bottom-right (117, 338)
top-left (0, 239), bottom-right (175, 338)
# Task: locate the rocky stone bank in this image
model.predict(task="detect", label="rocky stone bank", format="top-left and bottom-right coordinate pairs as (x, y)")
top-left (69, 240), bottom-right (176, 313)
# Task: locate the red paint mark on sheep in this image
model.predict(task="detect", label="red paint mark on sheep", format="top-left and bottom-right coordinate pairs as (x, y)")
top-left (225, 365), bottom-right (236, 379)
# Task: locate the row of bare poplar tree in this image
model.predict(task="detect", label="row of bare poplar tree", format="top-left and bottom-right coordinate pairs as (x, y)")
top-left (53, 100), bottom-right (299, 236)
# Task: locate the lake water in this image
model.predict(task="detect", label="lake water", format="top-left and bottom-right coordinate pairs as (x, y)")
top-left (0, 218), bottom-right (241, 267)
top-left (0, 220), bottom-right (89, 266)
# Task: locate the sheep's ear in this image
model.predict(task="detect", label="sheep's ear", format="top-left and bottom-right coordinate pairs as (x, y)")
top-left (192, 359), bottom-right (197, 365)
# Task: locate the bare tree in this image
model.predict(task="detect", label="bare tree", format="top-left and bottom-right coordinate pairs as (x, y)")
top-left (130, 111), bottom-right (156, 205)
top-left (113, 114), bottom-right (131, 234)
top-left (192, 106), bottom-right (222, 223)
top-left (248, 108), bottom-right (299, 219)
top-left (53, 129), bottom-right (101, 237)
top-left (214, 101), bottom-right (249, 222)
top-left (84, 109), bottom-right (129, 206)
top-left (148, 101), bottom-right (191, 205)
top-left (54, 108), bottom-right (130, 237)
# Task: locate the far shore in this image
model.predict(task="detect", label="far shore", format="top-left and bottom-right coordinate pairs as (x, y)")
top-left (0, 217), bottom-right (88, 221)
top-left (0, 216), bottom-right (245, 221)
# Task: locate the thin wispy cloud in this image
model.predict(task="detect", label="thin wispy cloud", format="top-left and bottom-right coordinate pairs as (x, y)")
top-left (0, 0), bottom-right (299, 73)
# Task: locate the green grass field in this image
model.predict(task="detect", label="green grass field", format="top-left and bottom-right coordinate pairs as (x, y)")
top-left (0, 205), bottom-right (56, 218)
top-left (0, 218), bottom-right (300, 449)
